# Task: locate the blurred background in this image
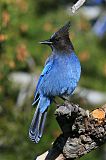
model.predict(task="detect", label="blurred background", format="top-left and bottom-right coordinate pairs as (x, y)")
top-left (0, 0), bottom-right (106, 159)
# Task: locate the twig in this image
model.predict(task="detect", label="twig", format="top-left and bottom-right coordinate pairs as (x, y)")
top-left (36, 102), bottom-right (106, 160)
top-left (71, 0), bottom-right (86, 13)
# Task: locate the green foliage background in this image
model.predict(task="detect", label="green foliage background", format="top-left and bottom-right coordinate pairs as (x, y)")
top-left (0, 0), bottom-right (106, 159)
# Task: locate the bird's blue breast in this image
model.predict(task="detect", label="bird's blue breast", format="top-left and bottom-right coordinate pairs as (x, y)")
top-left (39, 51), bottom-right (81, 96)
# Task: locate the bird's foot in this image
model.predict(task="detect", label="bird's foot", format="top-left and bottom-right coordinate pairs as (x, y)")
top-left (53, 99), bottom-right (60, 108)
top-left (60, 96), bottom-right (70, 103)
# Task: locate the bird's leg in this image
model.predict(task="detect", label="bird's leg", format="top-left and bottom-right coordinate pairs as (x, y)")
top-left (53, 99), bottom-right (60, 108)
top-left (60, 96), bottom-right (70, 102)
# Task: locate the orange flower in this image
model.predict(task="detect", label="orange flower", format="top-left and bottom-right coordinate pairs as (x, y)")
top-left (16, 44), bottom-right (28, 61)
top-left (0, 34), bottom-right (7, 42)
top-left (16, 0), bottom-right (28, 12)
top-left (79, 51), bottom-right (90, 62)
top-left (2, 10), bottom-right (10, 27)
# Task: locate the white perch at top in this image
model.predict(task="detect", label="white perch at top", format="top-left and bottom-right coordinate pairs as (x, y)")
top-left (71, 0), bottom-right (86, 13)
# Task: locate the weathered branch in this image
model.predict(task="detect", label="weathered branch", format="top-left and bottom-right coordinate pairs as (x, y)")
top-left (36, 102), bottom-right (106, 160)
top-left (71, 0), bottom-right (86, 13)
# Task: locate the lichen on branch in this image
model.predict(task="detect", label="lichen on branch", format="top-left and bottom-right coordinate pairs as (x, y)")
top-left (36, 102), bottom-right (106, 160)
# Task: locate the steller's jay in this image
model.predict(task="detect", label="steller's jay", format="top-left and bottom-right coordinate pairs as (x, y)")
top-left (29, 22), bottom-right (81, 143)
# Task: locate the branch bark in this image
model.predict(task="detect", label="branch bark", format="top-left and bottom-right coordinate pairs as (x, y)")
top-left (71, 0), bottom-right (86, 13)
top-left (36, 102), bottom-right (106, 160)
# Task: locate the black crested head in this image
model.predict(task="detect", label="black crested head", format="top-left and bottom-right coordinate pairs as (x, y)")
top-left (40, 21), bottom-right (74, 52)
top-left (53, 21), bottom-right (71, 39)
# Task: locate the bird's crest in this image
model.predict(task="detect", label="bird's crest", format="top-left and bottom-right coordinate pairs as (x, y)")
top-left (51, 21), bottom-right (71, 39)
top-left (58, 21), bottom-right (71, 35)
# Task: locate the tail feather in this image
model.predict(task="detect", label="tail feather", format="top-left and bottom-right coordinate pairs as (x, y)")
top-left (38, 111), bottom-right (47, 138)
top-left (29, 96), bottom-right (50, 143)
top-left (32, 97), bottom-right (40, 106)
top-left (29, 105), bottom-right (40, 141)
top-left (29, 108), bottom-right (47, 143)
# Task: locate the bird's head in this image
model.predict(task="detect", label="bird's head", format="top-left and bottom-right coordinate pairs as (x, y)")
top-left (40, 21), bottom-right (74, 52)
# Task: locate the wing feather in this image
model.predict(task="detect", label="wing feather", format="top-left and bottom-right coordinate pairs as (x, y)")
top-left (32, 57), bottom-right (53, 105)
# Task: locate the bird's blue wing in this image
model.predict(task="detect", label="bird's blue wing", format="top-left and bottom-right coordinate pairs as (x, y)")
top-left (32, 57), bottom-right (53, 105)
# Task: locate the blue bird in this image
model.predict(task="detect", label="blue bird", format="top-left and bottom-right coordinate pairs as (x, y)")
top-left (29, 22), bottom-right (81, 143)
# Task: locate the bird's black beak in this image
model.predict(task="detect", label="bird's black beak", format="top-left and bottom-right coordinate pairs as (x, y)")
top-left (39, 39), bottom-right (52, 45)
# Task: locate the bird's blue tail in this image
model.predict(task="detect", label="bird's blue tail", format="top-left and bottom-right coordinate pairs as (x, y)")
top-left (29, 96), bottom-right (50, 143)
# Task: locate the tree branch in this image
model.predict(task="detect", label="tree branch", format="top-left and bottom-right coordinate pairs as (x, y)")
top-left (71, 0), bottom-right (86, 13)
top-left (36, 102), bottom-right (106, 160)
